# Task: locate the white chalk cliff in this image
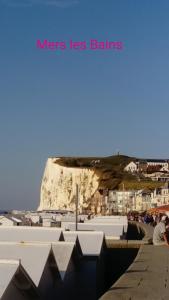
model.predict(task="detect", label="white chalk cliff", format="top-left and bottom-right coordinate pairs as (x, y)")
top-left (38, 158), bottom-right (100, 211)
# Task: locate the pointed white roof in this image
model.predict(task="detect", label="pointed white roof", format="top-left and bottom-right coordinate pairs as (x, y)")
top-left (0, 259), bottom-right (19, 298)
top-left (63, 231), bottom-right (104, 256)
top-left (66, 223), bottom-right (124, 237)
top-left (0, 226), bottom-right (62, 243)
top-left (0, 243), bottom-right (52, 286)
top-left (62, 232), bottom-right (82, 256)
top-left (85, 217), bottom-right (128, 233)
top-left (87, 216), bottom-right (127, 223)
top-left (52, 242), bottom-right (76, 280)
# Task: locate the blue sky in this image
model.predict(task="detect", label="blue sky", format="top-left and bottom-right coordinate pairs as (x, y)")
top-left (0, 0), bottom-right (169, 209)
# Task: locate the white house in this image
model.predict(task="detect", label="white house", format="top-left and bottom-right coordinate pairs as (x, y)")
top-left (0, 216), bottom-right (14, 226)
top-left (160, 165), bottom-right (169, 172)
top-left (150, 187), bottom-right (169, 207)
top-left (0, 216), bottom-right (22, 226)
top-left (124, 162), bottom-right (137, 173)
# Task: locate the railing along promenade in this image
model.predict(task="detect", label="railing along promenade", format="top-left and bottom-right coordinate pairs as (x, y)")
top-left (100, 222), bottom-right (169, 300)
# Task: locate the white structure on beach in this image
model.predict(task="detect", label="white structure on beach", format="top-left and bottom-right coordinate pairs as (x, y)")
top-left (0, 216), bottom-right (128, 299)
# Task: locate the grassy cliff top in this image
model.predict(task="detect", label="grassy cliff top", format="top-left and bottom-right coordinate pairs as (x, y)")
top-left (55, 155), bottom-right (163, 191)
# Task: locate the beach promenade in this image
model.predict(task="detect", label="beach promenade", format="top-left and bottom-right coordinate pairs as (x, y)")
top-left (101, 222), bottom-right (169, 300)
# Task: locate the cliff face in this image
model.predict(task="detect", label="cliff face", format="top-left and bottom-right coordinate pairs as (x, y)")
top-left (38, 155), bottom-right (161, 211)
top-left (38, 158), bottom-right (100, 211)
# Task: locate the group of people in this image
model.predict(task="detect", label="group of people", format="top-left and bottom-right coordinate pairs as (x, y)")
top-left (128, 211), bottom-right (169, 246)
top-left (128, 212), bottom-right (158, 226)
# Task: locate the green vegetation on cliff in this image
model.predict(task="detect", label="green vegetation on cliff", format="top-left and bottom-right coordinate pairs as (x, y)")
top-left (56, 155), bottom-right (163, 191)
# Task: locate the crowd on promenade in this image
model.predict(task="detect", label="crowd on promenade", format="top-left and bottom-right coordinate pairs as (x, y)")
top-left (127, 211), bottom-right (169, 246)
top-left (127, 211), bottom-right (166, 227)
top-left (127, 212), bottom-right (169, 227)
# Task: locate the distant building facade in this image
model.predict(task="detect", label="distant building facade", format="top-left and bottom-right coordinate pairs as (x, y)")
top-left (107, 186), bottom-right (169, 213)
top-left (125, 159), bottom-right (169, 174)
